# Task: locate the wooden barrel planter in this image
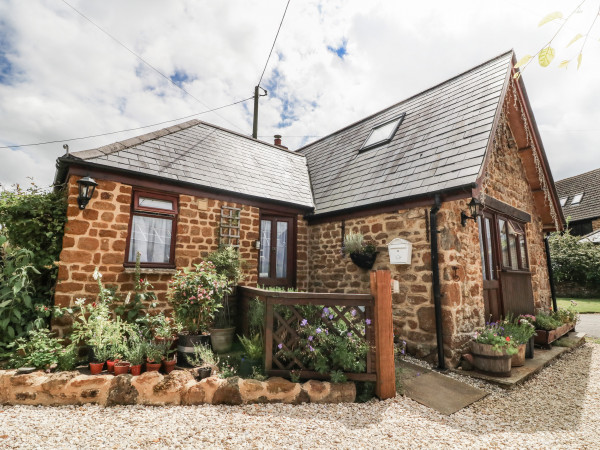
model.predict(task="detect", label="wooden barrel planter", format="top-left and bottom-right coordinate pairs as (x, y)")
top-left (534, 323), bottom-right (574, 347)
top-left (469, 342), bottom-right (512, 377)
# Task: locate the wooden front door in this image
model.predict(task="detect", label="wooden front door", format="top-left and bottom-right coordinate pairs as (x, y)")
top-left (479, 213), bottom-right (502, 322)
top-left (258, 215), bottom-right (295, 288)
top-left (478, 210), bottom-right (535, 321)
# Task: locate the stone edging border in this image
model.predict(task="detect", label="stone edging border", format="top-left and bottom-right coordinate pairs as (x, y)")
top-left (0, 370), bottom-right (356, 406)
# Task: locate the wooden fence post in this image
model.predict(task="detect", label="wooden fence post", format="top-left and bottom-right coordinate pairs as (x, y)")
top-left (370, 270), bottom-right (396, 400)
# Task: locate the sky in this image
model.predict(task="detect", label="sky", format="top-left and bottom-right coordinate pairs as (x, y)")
top-left (0, 0), bottom-right (599, 189)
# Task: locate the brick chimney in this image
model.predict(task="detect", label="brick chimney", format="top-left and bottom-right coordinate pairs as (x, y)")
top-left (274, 134), bottom-right (288, 149)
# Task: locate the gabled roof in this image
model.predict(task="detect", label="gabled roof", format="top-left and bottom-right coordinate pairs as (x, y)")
top-left (299, 51), bottom-right (513, 215)
top-left (56, 120), bottom-right (314, 210)
top-left (555, 168), bottom-right (600, 222)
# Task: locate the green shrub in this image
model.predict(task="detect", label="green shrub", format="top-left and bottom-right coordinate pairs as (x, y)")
top-left (0, 184), bottom-right (67, 300)
top-left (548, 230), bottom-right (600, 285)
top-left (0, 184), bottom-right (67, 351)
top-left (7, 329), bottom-right (71, 370)
top-left (0, 241), bottom-right (48, 352)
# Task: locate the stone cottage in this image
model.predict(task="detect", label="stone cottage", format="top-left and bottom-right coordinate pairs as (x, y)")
top-left (53, 51), bottom-right (564, 367)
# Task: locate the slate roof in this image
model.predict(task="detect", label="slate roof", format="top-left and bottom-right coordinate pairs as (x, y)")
top-left (555, 168), bottom-right (600, 222)
top-left (61, 120), bottom-right (314, 209)
top-left (298, 51), bottom-right (513, 215)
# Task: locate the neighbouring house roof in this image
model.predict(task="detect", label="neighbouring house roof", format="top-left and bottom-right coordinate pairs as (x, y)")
top-left (55, 120), bottom-right (315, 210)
top-left (298, 51), bottom-right (513, 216)
top-left (555, 168), bottom-right (600, 223)
top-left (579, 228), bottom-right (600, 244)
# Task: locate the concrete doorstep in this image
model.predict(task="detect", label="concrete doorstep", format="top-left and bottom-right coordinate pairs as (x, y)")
top-left (398, 361), bottom-right (488, 415)
top-left (453, 331), bottom-right (587, 389)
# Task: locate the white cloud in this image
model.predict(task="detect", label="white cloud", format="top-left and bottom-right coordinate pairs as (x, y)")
top-left (1, 0), bottom-right (598, 188)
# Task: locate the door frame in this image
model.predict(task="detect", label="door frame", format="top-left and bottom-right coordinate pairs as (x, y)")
top-left (257, 210), bottom-right (297, 288)
top-left (479, 206), bottom-right (534, 320)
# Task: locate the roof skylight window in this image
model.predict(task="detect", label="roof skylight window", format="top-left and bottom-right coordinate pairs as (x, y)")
top-left (360, 114), bottom-right (405, 151)
top-left (559, 197), bottom-right (567, 207)
top-left (571, 193), bottom-right (584, 205)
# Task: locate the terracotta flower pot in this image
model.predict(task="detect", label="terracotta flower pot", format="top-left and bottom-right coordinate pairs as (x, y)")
top-left (89, 362), bottom-right (104, 375)
top-left (130, 364), bottom-right (143, 376)
top-left (146, 361), bottom-right (161, 372)
top-left (106, 359), bottom-right (118, 373)
top-left (162, 359), bottom-right (177, 374)
top-left (511, 344), bottom-right (526, 367)
top-left (114, 362), bottom-right (131, 375)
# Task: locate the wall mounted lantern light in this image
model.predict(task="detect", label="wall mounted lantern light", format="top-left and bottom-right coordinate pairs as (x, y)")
top-left (460, 198), bottom-right (482, 226)
top-left (76, 176), bottom-right (98, 210)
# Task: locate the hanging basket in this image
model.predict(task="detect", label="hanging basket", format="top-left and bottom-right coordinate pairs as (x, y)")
top-left (349, 251), bottom-right (378, 270)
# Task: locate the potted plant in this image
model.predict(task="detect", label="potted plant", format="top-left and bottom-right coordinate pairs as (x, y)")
top-left (89, 345), bottom-right (110, 375)
top-left (501, 315), bottom-right (536, 367)
top-left (469, 321), bottom-right (518, 377)
top-left (238, 333), bottom-right (264, 378)
top-left (342, 232), bottom-right (378, 270)
top-left (206, 246), bottom-right (245, 353)
top-left (188, 343), bottom-right (218, 380)
top-left (124, 333), bottom-right (146, 376)
top-left (114, 360), bottom-right (131, 375)
top-left (149, 312), bottom-right (182, 343)
top-left (145, 340), bottom-right (163, 372)
top-left (159, 340), bottom-right (177, 374)
top-left (533, 307), bottom-right (578, 347)
top-left (168, 261), bottom-right (230, 365)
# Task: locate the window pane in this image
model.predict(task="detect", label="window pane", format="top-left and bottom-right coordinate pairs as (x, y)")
top-left (485, 217), bottom-right (495, 279)
top-left (520, 237), bottom-right (528, 268)
top-left (276, 221), bottom-right (288, 278)
top-left (362, 117), bottom-right (402, 148)
top-left (477, 216), bottom-right (487, 280)
top-left (139, 196), bottom-right (174, 210)
top-left (129, 215), bottom-right (172, 263)
top-left (499, 219), bottom-right (509, 267)
top-left (509, 234), bottom-right (519, 270)
top-left (571, 193), bottom-right (583, 205)
top-left (259, 220), bottom-right (271, 278)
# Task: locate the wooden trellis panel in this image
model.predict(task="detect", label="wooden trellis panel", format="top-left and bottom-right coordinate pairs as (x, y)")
top-left (220, 206), bottom-right (241, 247)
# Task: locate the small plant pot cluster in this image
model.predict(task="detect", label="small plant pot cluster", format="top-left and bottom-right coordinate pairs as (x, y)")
top-left (465, 306), bottom-right (579, 376)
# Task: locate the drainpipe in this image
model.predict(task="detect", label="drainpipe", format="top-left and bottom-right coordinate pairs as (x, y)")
top-left (544, 234), bottom-right (558, 312)
top-left (430, 194), bottom-right (445, 370)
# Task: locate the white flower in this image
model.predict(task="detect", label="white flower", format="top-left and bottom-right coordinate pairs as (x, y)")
top-left (124, 292), bottom-right (131, 305)
top-left (92, 268), bottom-right (102, 280)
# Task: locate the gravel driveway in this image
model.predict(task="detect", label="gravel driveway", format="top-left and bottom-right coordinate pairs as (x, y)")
top-left (1, 343), bottom-right (599, 449)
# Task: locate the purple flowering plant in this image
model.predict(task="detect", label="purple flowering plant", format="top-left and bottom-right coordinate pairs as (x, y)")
top-left (275, 305), bottom-right (370, 380)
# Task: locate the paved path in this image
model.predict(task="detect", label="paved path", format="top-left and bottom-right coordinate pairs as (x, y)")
top-left (578, 314), bottom-right (600, 338)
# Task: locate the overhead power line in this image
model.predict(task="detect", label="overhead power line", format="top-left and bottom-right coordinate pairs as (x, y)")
top-left (61, 0), bottom-right (245, 132)
top-left (0, 97), bottom-right (253, 150)
top-left (257, 0), bottom-right (292, 87)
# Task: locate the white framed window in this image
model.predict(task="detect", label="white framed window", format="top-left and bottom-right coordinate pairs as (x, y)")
top-left (125, 190), bottom-right (178, 267)
top-left (571, 193), bottom-right (584, 205)
top-left (360, 114), bottom-right (405, 151)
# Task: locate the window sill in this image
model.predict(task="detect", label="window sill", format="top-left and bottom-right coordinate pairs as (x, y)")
top-left (123, 267), bottom-right (177, 275)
